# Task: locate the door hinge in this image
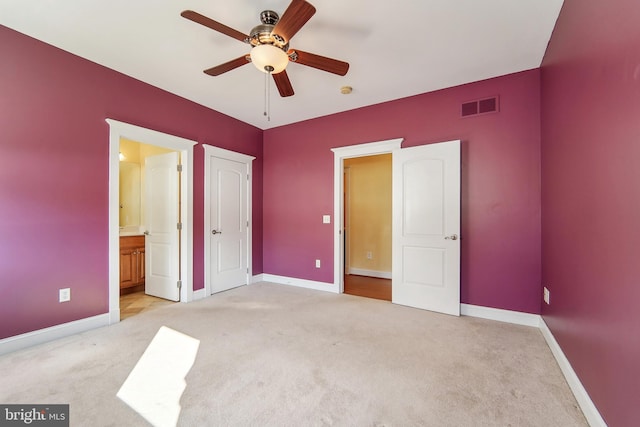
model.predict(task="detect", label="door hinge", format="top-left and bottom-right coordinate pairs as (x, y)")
top-left (247, 174), bottom-right (250, 181)
top-left (177, 222), bottom-right (183, 230)
top-left (246, 268), bottom-right (249, 273)
top-left (177, 164), bottom-right (183, 172)
top-left (247, 221), bottom-right (249, 227)
top-left (177, 280), bottom-right (182, 289)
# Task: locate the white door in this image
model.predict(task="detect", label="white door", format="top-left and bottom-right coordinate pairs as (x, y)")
top-left (392, 140), bottom-right (461, 315)
top-left (209, 156), bottom-right (249, 293)
top-left (144, 152), bottom-right (180, 301)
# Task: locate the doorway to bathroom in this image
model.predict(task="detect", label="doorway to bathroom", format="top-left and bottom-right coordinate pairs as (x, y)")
top-left (107, 119), bottom-right (197, 323)
top-left (118, 139), bottom-right (179, 319)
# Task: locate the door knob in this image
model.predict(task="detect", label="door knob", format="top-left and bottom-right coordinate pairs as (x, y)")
top-left (144, 231), bottom-right (150, 236)
top-left (444, 234), bottom-right (458, 240)
top-left (212, 230), bottom-right (222, 235)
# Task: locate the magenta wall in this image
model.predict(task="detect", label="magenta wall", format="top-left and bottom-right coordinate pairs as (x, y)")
top-left (263, 69), bottom-right (542, 313)
top-left (540, 1), bottom-right (640, 425)
top-left (0, 26), bottom-right (263, 339)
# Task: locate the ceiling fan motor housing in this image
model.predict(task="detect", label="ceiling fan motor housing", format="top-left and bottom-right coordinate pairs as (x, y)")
top-left (247, 11), bottom-right (288, 52)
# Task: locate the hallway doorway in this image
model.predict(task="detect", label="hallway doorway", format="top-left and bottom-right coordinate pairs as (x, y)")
top-left (333, 138), bottom-right (461, 316)
top-left (332, 139), bottom-right (402, 293)
top-left (343, 153), bottom-right (392, 302)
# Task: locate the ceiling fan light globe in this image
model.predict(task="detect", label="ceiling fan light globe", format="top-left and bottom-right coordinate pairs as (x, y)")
top-left (250, 44), bottom-right (288, 73)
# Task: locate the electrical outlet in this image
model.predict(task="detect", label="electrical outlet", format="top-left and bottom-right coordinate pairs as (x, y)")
top-left (59, 288), bottom-right (71, 303)
top-left (322, 215), bottom-right (331, 224)
top-left (315, 259), bottom-right (321, 268)
top-left (366, 251), bottom-right (373, 260)
top-left (543, 287), bottom-right (550, 305)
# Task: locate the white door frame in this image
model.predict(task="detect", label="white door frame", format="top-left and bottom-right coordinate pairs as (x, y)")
top-left (203, 144), bottom-right (255, 296)
top-left (331, 138), bottom-right (404, 292)
top-left (107, 119), bottom-right (197, 324)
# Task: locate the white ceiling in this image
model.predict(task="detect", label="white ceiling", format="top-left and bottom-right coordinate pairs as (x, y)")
top-left (0, 0), bottom-right (564, 130)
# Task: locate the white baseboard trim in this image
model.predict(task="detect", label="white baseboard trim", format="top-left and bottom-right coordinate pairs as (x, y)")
top-left (0, 313), bottom-right (110, 356)
top-left (539, 319), bottom-right (607, 427)
top-left (251, 274), bottom-right (265, 283)
top-left (260, 274), bottom-right (338, 293)
top-left (461, 305), bottom-right (605, 425)
top-left (109, 309), bottom-right (120, 325)
top-left (192, 288), bottom-right (206, 301)
top-left (461, 303), bottom-right (541, 327)
top-left (347, 268), bottom-right (392, 279)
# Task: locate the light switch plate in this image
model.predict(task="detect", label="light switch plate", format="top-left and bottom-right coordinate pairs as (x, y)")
top-left (323, 215), bottom-right (331, 224)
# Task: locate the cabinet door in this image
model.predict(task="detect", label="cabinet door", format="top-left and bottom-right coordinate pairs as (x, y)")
top-left (136, 247), bottom-right (145, 285)
top-left (120, 247), bottom-right (137, 288)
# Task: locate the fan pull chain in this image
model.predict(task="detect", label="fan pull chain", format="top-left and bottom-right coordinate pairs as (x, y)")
top-left (263, 71), bottom-right (268, 119)
top-left (263, 70), bottom-right (271, 122)
top-left (267, 72), bottom-right (271, 122)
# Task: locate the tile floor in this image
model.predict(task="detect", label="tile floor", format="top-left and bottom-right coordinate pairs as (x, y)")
top-left (119, 291), bottom-right (175, 320)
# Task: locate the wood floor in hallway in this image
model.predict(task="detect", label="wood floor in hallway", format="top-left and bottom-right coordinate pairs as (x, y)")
top-left (343, 274), bottom-right (392, 301)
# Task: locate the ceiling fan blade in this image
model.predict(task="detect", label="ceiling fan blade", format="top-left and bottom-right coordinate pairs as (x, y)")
top-left (272, 0), bottom-right (316, 44)
top-left (181, 10), bottom-right (249, 43)
top-left (291, 50), bottom-right (349, 76)
top-left (204, 56), bottom-right (250, 76)
top-left (272, 70), bottom-right (295, 97)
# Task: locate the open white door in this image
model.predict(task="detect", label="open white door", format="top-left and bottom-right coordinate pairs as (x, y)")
top-left (209, 155), bottom-right (249, 294)
top-left (392, 140), bottom-right (460, 315)
top-left (144, 152), bottom-right (180, 301)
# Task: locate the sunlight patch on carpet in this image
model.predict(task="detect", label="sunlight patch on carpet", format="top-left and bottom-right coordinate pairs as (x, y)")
top-left (117, 326), bottom-right (200, 427)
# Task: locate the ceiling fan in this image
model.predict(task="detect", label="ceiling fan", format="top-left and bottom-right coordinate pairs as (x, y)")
top-left (181, 0), bottom-right (349, 97)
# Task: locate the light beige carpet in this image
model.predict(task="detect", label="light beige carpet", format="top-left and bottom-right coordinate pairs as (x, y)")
top-left (0, 282), bottom-right (587, 426)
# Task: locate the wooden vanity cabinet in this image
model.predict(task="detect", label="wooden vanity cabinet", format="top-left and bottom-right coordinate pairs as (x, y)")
top-left (120, 235), bottom-right (145, 290)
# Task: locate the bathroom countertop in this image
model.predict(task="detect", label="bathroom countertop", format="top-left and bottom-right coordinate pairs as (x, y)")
top-left (119, 231), bottom-right (144, 237)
